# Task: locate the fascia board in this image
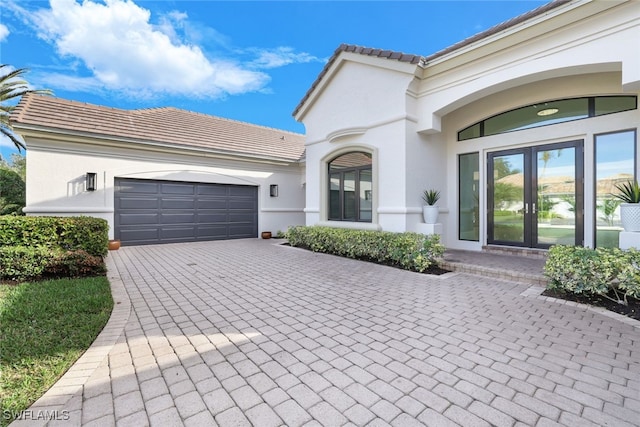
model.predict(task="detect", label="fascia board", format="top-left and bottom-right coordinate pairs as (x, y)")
top-left (421, 0), bottom-right (611, 74)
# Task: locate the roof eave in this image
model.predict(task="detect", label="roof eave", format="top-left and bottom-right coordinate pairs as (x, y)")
top-left (14, 123), bottom-right (304, 165)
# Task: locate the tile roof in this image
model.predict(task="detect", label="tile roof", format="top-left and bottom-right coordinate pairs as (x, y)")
top-left (292, 0), bottom-right (572, 117)
top-left (12, 94), bottom-right (305, 162)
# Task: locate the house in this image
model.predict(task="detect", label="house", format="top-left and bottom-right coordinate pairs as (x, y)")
top-left (11, 95), bottom-right (306, 245)
top-left (294, 0), bottom-right (639, 251)
top-left (12, 0), bottom-right (639, 251)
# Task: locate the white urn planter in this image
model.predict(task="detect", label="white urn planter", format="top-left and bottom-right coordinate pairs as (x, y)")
top-left (619, 203), bottom-right (640, 232)
top-left (423, 205), bottom-right (439, 224)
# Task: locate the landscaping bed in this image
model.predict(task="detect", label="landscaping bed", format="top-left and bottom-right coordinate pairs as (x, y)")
top-left (286, 226), bottom-right (445, 274)
top-left (544, 245), bottom-right (640, 321)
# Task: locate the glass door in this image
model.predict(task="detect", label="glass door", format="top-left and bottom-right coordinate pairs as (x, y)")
top-left (488, 141), bottom-right (583, 248)
top-left (488, 150), bottom-right (529, 246)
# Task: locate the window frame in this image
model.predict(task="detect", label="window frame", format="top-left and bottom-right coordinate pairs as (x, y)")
top-left (458, 95), bottom-right (637, 141)
top-left (328, 153), bottom-right (373, 223)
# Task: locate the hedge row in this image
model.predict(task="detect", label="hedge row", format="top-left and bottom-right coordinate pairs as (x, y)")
top-left (0, 216), bottom-right (108, 257)
top-left (0, 246), bottom-right (106, 281)
top-left (286, 226), bottom-right (444, 272)
top-left (545, 245), bottom-right (640, 304)
top-left (0, 216), bottom-right (109, 281)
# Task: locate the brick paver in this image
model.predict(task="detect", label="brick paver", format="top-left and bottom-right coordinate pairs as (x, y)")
top-left (25, 239), bottom-right (640, 426)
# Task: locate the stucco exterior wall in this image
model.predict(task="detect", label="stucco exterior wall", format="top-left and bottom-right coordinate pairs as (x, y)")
top-left (440, 72), bottom-right (640, 250)
top-left (24, 137), bottom-right (305, 239)
top-left (298, 0), bottom-right (639, 250)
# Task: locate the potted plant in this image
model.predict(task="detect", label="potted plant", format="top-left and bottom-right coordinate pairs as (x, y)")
top-left (613, 180), bottom-right (640, 232)
top-left (422, 189), bottom-right (441, 224)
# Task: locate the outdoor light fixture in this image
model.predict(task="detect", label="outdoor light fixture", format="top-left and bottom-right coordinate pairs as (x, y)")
top-left (537, 108), bottom-right (559, 117)
top-left (86, 172), bottom-right (97, 191)
top-left (270, 184), bottom-right (278, 197)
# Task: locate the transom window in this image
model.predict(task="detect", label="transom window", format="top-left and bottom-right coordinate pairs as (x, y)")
top-left (328, 152), bottom-right (372, 222)
top-left (458, 96), bottom-right (637, 141)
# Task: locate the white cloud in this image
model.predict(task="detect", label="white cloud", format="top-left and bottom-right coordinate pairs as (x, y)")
top-left (0, 24), bottom-right (9, 42)
top-left (249, 47), bottom-right (324, 70)
top-left (28, 0), bottom-right (271, 99)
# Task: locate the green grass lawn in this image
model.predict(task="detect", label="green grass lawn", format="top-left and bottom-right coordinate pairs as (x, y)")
top-left (0, 277), bottom-right (113, 426)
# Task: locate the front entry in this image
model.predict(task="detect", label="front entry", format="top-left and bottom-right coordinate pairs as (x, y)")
top-left (488, 140), bottom-right (584, 248)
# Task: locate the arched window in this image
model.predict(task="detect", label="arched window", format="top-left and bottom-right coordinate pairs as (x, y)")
top-left (328, 152), bottom-right (372, 222)
top-left (458, 95), bottom-right (637, 141)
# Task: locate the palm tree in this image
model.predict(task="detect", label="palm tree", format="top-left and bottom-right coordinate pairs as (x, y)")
top-left (1, 64), bottom-right (52, 151)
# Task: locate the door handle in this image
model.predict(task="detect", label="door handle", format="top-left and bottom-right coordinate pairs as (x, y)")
top-left (525, 203), bottom-right (529, 214)
top-left (533, 203), bottom-right (536, 214)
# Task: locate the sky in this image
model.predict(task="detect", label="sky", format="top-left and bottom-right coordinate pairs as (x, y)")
top-left (0, 0), bottom-right (549, 160)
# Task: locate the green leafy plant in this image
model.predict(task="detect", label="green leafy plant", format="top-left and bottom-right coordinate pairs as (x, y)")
top-left (0, 216), bottom-right (108, 256)
top-left (0, 216), bottom-right (109, 281)
top-left (544, 245), bottom-right (640, 305)
top-left (422, 189), bottom-right (441, 206)
top-left (612, 180), bottom-right (640, 204)
top-left (286, 226), bottom-right (444, 273)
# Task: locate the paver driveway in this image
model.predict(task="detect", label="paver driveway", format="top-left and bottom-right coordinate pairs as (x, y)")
top-left (36, 240), bottom-right (640, 426)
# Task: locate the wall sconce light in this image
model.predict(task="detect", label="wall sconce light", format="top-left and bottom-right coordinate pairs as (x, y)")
top-left (270, 184), bottom-right (278, 197)
top-left (86, 172), bottom-right (97, 191)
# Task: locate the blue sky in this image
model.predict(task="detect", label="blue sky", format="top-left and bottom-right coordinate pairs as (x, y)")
top-left (1, 0), bottom-right (548, 160)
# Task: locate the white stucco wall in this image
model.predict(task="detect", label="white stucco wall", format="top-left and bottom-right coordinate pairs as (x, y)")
top-left (440, 72), bottom-right (640, 250)
top-left (24, 137), bottom-right (305, 239)
top-left (297, 0), bottom-right (639, 251)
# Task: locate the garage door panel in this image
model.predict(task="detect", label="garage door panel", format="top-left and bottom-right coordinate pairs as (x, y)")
top-left (197, 213), bottom-right (228, 223)
top-left (229, 186), bottom-right (257, 197)
top-left (160, 227), bottom-right (196, 240)
top-left (160, 213), bottom-right (197, 224)
top-left (162, 198), bottom-right (196, 209)
top-left (118, 228), bottom-right (159, 243)
top-left (228, 199), bottom-right (257, 209)
top-left (229, 224), bottom-right (256, 237)
top-left (118, 197), bottom-right (159, 209)
top-left (197, 225), bottom-right (229, 238)
top-left (162, 183), bottom-right (196, 195)
top-left (197, 186), bottom-right (229, 196)
top-left (228, 213), bottom-right (256, 223)
top-left (197, 199), bottom-right (228, 209)
top-left (115, 178), bottom-right (258, 245)
top-left (119, 213), bottom-right (159, 225)
top-left (119, 181), bottom-right (159, 193)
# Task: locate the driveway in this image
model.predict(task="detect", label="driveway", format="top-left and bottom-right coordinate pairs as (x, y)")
top-left (23, 239), bottom-right (640, 426)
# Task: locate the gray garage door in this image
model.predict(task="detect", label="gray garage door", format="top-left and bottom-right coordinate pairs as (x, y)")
top-left (114, 178), bottom-right (258, 246)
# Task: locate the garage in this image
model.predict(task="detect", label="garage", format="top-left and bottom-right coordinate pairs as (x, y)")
top-left (114, 178), bottom-right (258, 246)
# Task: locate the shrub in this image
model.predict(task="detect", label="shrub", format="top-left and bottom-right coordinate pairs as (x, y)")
top-left (0, 216), bottom-right (108, 256)
top-left (0, 246), bottom-right (106, 281)
top-left (544, 245), bottom-right (640, 305)
top-left (0, 216), bottom-right (109, 281)
top-left (44, 250), bottom-right (107, 278)
top-left (0, 246), bottom-right (51, 281)
top-left (286, 226), bottom-right (444, 272)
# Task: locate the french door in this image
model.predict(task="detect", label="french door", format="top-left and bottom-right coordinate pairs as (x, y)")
top-left (487, 141), bottom-right (583, 248)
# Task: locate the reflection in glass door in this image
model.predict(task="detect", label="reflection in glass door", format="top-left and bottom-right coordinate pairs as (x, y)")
top-left (488, 151), bottom-right (527, 245)
top-left (488, 141), bottom-right (583, 248)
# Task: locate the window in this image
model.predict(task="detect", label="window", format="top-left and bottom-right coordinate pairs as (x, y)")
top-left (458, 96), bottom-right (637, 141)
top-left (459, 152), bottom-right (479, 241)
top-left (595, 130), bottom-right (636, 248)
top-left (328, 152), bottom-right (372, 222)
